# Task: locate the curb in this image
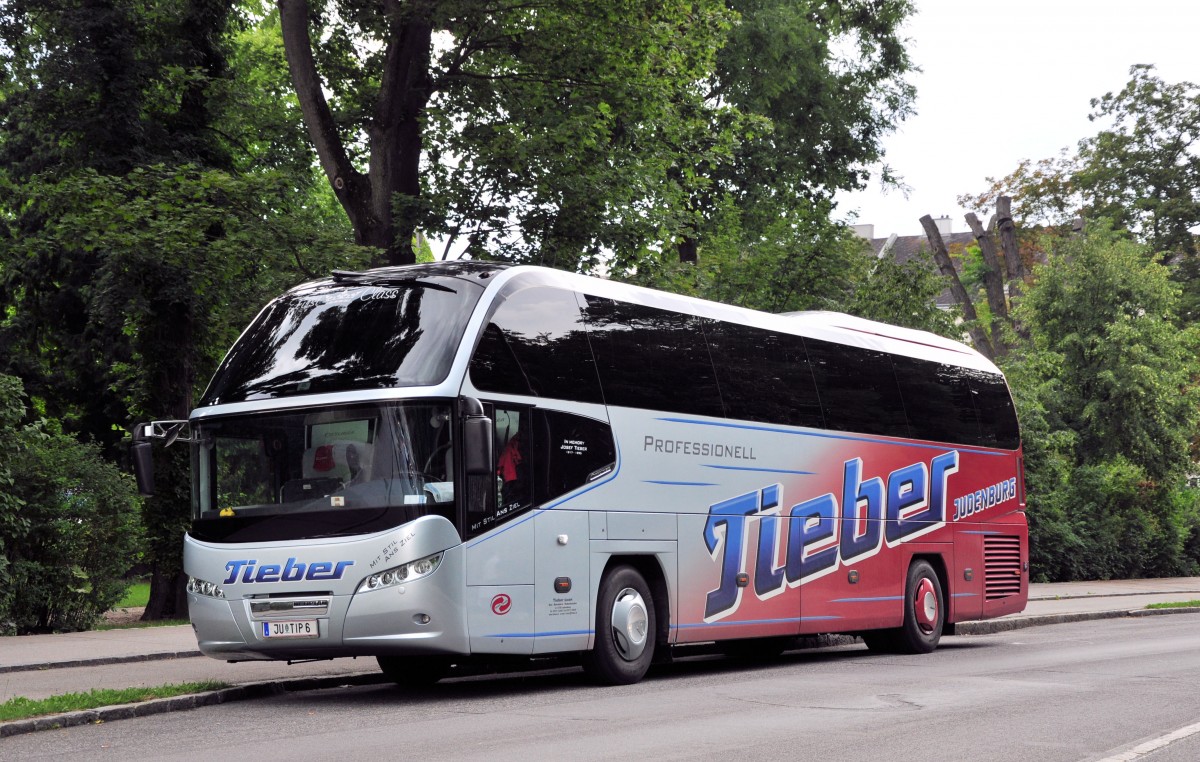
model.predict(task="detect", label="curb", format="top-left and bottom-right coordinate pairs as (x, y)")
top-left (0, 650), bottom-right (203, 675)
top-left (4, 606), bottom-right (1198, 737)
top-left (954, 604), bottom-right (1200, 635)
top-left (1028, 589), bottom-right (1200, 602)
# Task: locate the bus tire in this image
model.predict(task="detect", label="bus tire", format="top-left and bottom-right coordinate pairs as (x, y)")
top-left (897, 560), bottom-right (944, 653)
top-left (376, 654), bottom-right (451, 688)
top-left (862, 560), bottom-right (944, 654)
top-left (583, 565), bottom-right (656, 685)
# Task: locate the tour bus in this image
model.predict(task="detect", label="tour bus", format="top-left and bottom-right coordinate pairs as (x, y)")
top-left (132, 261), bottom-right (1027, 686)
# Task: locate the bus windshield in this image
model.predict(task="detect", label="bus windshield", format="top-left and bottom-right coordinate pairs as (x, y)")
top-left (191, 402), bottom-right (454, 543)
top-left (199, 272), bottom-right (486, 406)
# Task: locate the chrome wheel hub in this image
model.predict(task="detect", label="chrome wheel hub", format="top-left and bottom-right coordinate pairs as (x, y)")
top-left (610, 587), bottom-right (649, 661)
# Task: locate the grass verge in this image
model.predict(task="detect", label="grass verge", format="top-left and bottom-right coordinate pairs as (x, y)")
top-left (116, 581), bottom-right (151, 609)
top-left (1146, 600), bottom-right (1200, 609)
top-left (0, 682), bottom-right (228, 722)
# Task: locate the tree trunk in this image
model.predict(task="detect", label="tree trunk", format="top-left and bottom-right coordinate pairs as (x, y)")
top-left (678, 236), bottom-right (698, 264)
top-left (279, 0), bottom-right (433, 267)
top-left (964, 212), bottom-right (1010, 356)
top-left (140, 295), bottom-right (194, 621)
top-left (996, 196), bottom-right (1024, 281)
top-left (919, 214), bottom-right (994, 361)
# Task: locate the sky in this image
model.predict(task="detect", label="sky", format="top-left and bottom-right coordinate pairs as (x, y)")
top-left (835, 0), bottom-right (1200, 239)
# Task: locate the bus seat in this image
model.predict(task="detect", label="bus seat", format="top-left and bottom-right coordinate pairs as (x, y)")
top-left (301, 441), bottom-right (374, 484)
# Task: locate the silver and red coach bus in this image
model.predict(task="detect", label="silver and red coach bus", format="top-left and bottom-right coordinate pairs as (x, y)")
top-left (133, 262), bottom-right (1027, 686)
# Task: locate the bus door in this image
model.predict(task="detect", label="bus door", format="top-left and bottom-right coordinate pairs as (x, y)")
top-left (463, 404), bottom-right (537, 655)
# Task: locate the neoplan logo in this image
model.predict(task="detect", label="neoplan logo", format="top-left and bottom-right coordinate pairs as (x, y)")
top-left (491, 594), bottom-right (512, 615)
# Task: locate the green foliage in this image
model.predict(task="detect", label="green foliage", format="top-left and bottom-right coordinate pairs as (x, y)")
top-left (0, 375), bottom-right (142, 634)
top-left (845, 250), bottom-right (960, 337)
top-left (1005, 226), bottom-right (1200, 581)
top-left (619, 202), bottom-right (865, 312)
top-left (1, 165), bottom-right (371, 609)
top-left (1077, 65), bottom-right (1200, 262)
top-left (0, 682), bottom-right (228, 722)
top-left (622, 204), bottom-right (958, 340)
top-left (420, 0), bottom-right (737, 269)
top-left (966, 66), bottom-right (1200, 320)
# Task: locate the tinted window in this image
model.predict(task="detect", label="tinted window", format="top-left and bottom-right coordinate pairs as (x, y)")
top-left (968, 370), bottom-right (1021, 449)
top-left (704, 320), bottom-right (824, 429)
top-left (805, 338), bottom-right (909, 438)
top-left (531, 410), bottom-right (616, 504)
top-left (583, 296), bottom-right (724, 418)
top-left (202, 277), bottom-right (483, 405)
top-left (891, 356), bottom-right (982, 445)
top-left (469, 286), bottom-right (604, 403)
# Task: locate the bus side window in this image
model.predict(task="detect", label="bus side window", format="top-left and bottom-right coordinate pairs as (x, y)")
top-left (582, 296), bottom-right (724, 418)
top-left (468, 286), bottom-right (603, 403)
top-left (891, 355), bottom-right (982, 446)
top-left (531, 409), bottom-right (616, 504)
top-left (704, 321), bottom-right (824, 429)
top-left (804, 337), bottom-right (910, 439)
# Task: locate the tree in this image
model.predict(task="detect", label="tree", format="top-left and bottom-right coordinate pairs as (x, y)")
top-left (279, 0), bottom-right (733, 268)
top-left (279, 1), bottom-right (916, 272)
top-left (622, 201), bottom-right (864, 309)
top-left (1077, 65), bottom-right (1200, 263)
top-left (844, 248), bottom-right (960, 338)
top-left (0, 375), bottom-right (142, 634)
top-left (963, 65), bottom-right (1200, 320)
top-left (1007, 225), bottom-right (1200, 580)
top-left (623, 199), bottom-right (959, 339)
top-left (680, 0), bottom-right (915, 262)
top-left (1, 1), bottom-right (370, 618)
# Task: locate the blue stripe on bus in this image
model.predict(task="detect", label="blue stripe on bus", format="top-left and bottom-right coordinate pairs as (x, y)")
top-left (952, 592), bottom-right (978, 598)
top-left (655, 417), bottom-right (1010, 457)
top-left (484, 630), bottom-right (593, 638)
top-left (703, 464), bottom-right (815, 475)
top-left (673, 615), bottom-right (842, 628)
top-left (830, 596), bottom-right (903, 603)
top-left (466, 437), bottom-right (624, 549)
top-left (643, 480), bottom-right (719, 487)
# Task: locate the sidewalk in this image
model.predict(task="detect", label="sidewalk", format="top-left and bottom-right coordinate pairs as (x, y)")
top-left (3, 578), bottom-right (1199, 734)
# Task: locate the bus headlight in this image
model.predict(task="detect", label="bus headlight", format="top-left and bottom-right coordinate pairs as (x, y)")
top-left (187, 576), bottom-right (226, 599)
top-left (358, 552), bottom-right (442, 593)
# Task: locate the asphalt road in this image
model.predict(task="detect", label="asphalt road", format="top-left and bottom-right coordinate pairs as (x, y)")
top-left (6, 615), bottom-right (1200, 761)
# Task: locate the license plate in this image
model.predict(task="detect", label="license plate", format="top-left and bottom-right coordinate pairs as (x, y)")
top-left (262, 619), bottom-right (318, 638)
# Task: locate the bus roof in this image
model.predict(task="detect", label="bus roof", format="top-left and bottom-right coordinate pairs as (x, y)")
top-left (285, 262), bottom-right (998, 375)
top-left (484, 265), bottom-right (1000, 375)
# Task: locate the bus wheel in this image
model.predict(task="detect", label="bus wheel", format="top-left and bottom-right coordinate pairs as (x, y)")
top-left (583, 565), bottom-right (656, 685)
top-left (898, 560), bottom-right (944, 654)
top-left (862, 560), bottom-right (944, 655)
top-left (376, 655), bottom-right (451, 688)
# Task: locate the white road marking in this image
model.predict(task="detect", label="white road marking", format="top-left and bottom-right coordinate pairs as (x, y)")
top-left (1094, 720), bottom-right (1200, 761)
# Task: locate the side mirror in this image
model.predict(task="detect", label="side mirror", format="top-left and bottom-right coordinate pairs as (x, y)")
top-left (460, 397), bottom-right (493, 476)
top-left (131, 423), bottom-right (156, 497)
